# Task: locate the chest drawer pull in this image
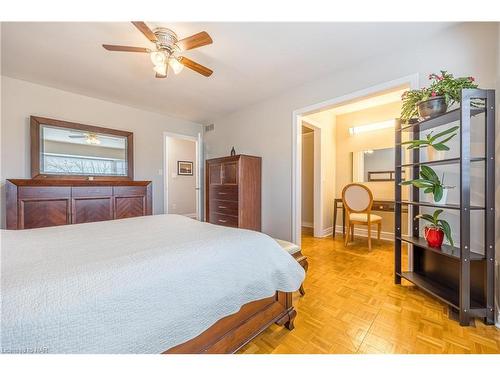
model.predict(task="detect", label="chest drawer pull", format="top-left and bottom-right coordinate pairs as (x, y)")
top-left (218, 219), bottom-right (227, 223)
top-left (218, 192), bottom-right (227, 195)
top-left (218, 205), bottom-right (227, 209)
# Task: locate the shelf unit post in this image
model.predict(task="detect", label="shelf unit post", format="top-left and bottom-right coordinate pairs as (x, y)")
top-left (412, 124), bottom-right (420, 240)
top-left (394, 120), bottom-right (402, 284)
top-left (485, 89), bottom-right (495, 324)
top-left (459, 90), bottom-right (472, 325)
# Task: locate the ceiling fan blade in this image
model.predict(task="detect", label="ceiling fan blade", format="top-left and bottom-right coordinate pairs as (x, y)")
top-left (102, 44), bottom-right (150, 53)
top-left (131, 21), bottom-right (158, 43)
top-left (68, 135), bottom-right (86, 138)
top-left (176, 31), bottom-right (212, 51)
top-left (179, 57), bottom-right (213, 77)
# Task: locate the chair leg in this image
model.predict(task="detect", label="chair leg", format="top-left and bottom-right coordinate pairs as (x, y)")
top-left (344, 221), bottom-right (350, 246)
top-left (367, 223), bottom-right (372, 251)
top-left (351, 224), bottom-right (354, 240)
top-left (377, 222), bottom-right (381, 240)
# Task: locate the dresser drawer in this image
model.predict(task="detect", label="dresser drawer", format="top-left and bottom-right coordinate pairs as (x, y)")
top-left (211, 199), bottom-right (238, 216)
top-left (210, 212), bottom-right (239, 228)
top-left (113, 186), bottom-right (146, 197)
top-left (72, 186), bottom-right (112, 198)
top-left (373, 201), bottom-right (394, 212)
top-left (19, 186), bottom-right (71, 199)
top-left (210, 185), bottom-right (238, 201)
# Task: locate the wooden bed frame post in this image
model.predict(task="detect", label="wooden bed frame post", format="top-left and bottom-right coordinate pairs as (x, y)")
top-left (165, 291), bottom-right (297, 354)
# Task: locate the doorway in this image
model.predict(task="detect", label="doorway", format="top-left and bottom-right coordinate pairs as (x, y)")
top-left (292, 74), bottom-right (419, 246)
top-left (163, 132), bottom-right (203, 220)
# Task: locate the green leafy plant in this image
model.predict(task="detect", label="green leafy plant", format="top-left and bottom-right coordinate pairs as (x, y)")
top-left (400, 166), bottom-right (453, 202)
top-left (415, 209), bottom-right (454, 246)
top-left (401, 71), bottom-right (478, 121)
top-left (401, 125), bottom-right (459, 151)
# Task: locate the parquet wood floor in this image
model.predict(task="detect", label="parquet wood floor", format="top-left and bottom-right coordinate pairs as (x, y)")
top-left (238, 232), bottom-right (500, 354)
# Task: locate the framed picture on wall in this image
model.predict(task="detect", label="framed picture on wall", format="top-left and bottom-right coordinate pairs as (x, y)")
top-left (177, 161), bottom-right (193, 176)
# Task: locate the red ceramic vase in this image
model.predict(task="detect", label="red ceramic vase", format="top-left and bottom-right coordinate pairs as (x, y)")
top-left (424, 226), bottom-right (444, 248)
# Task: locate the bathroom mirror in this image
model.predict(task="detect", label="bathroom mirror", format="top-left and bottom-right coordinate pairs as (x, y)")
top-left (352, 147), bottom-right (399, 182)
top-left (31, 116), bottom-right (133, 179)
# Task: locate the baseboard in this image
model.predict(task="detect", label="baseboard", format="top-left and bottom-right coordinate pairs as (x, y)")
top-left (334, 225), bottom-right (394, 241)
top-left (183, 213), bottom-right (198, 219)
top-left (301, 221), bottom-right (313, 228)
top-left (321, 226), bottom-right (334, 237)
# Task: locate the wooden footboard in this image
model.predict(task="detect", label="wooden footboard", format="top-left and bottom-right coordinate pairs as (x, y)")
top-left (164, 291), bottom-right (296, 354)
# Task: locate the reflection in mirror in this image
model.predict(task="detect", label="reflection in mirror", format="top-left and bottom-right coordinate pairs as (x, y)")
top-left (40, 125), bottom-right (128, 176)
top-left (352, 147), bottom-right (400, 182)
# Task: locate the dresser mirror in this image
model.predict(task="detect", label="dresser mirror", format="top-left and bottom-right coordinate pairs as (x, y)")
top-left (31, 116), bottom-right (133, 179)
top-left (351, 147), bottom-right (401, 182)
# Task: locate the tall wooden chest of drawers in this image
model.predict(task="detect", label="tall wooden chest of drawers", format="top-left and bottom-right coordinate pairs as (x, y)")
top-left (205, 155), bottom-right (261, 231)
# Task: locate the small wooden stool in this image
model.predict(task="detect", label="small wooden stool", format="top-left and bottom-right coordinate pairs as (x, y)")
top-left (275, 239), bottom-right (308, 296)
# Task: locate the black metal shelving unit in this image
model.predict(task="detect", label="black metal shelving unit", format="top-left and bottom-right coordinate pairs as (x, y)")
top-left (394, 89), bottom-right (495, 326)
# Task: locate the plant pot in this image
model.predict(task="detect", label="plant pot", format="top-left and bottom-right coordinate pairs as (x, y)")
top-left (426, 147), bottom-right (446, 161)
top-left (424, 226), bottom-right (444, 248)
top-left (417, 96), bottom-right (448, 119)
top-left (433, 188), bottom-right (448, 205)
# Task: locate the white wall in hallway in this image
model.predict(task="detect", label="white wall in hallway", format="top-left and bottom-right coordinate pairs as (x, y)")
top-left (166, 136), bottom-right (197, 216)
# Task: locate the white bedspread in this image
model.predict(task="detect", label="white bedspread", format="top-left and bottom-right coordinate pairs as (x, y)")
top-left (0, 214), bottom-right (304, 354)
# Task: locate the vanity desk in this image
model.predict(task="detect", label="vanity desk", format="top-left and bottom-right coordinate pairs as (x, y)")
top-left (332, 198), bottom-right (407, 238)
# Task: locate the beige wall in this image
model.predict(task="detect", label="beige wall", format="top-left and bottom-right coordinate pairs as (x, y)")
top-left (335, 101), bottom-right (401, 199)
top-left (301, 132), bottom-right (314, 226)
top-left (0, 76), bottom-right (203, 226)
top-left (166, 137), bottom-right (197, 216)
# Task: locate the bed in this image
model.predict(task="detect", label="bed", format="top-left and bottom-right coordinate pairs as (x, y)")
top-left (0, 214), bottom-right (304, 354)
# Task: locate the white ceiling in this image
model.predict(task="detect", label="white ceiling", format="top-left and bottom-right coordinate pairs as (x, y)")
top-left (1, 22), bottom-right (454, 123)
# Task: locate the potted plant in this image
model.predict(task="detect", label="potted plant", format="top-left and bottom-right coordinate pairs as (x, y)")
top-left (401, 125), bottom-right (459, 160)
top-left (415, 209), bottom-right (453, 248)
top-left (400, 166), bottom-right (453, 204)
top-left (401, 71), bottom-right (478, 122)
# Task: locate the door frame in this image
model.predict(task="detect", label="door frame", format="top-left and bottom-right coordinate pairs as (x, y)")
top-left (163, 131), bottom-right (203, 220)
top-left (291, 74), bottom-right (419, 246)
top-left (301, 120), bottom-right (323, 238)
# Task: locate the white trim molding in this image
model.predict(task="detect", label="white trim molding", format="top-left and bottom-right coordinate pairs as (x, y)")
top-left (334, 226), bottom-right (395, 242)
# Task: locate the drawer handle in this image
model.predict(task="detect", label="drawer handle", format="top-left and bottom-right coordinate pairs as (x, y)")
top-left (379, 206), bottom-right (384, 209)
top-left (218, 192), bottom-right (227, 195)
top-left (218, 219), bottom-right (227, 223)
top-left (218, 205), bottom-right (227, 209)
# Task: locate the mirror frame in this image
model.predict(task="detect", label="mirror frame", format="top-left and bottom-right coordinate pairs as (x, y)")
top-left (30, 116), bottom-right (134, 180)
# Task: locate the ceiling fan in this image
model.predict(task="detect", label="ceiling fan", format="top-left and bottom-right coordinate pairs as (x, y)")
top-left (69, 132), bottom-right (101, 145)
top-left (102, 22), bottom-right (213, 79)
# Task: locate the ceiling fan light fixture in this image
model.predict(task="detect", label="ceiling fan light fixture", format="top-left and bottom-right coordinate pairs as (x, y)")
top-left (86, 134), bottom-right (101, 145)
top-left (169, 57), bottom-right (184, 75)
top-left (150, 51), bottom-right (166, 66)
top-left (153, 63), bottom-right (168, 77)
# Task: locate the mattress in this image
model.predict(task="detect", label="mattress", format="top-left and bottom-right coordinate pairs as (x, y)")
top-left (0, 214), bottom-right (304, 354)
